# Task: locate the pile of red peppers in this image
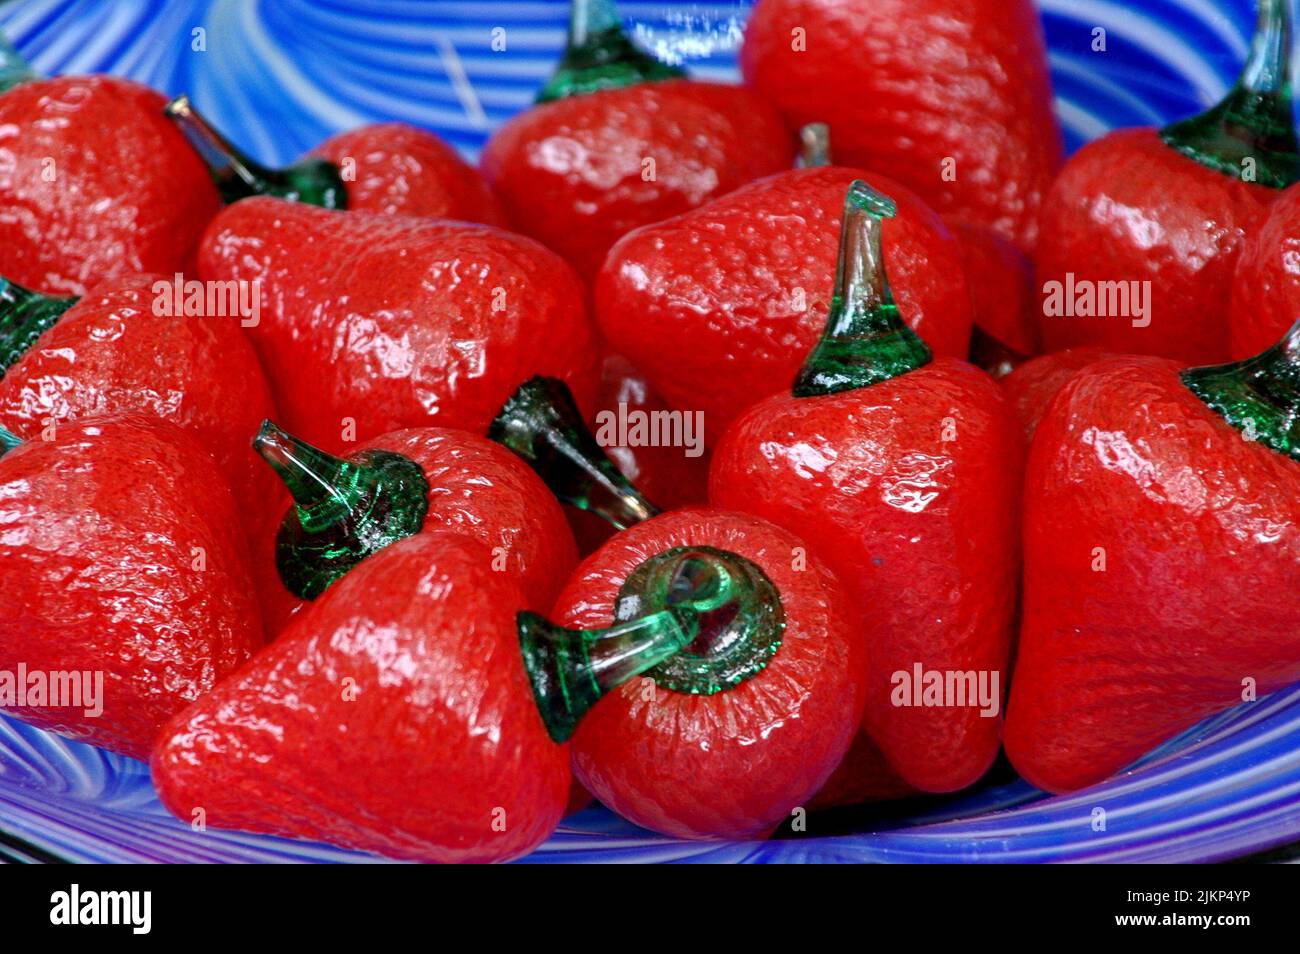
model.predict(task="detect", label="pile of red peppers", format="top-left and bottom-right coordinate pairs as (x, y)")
top-left (1, 0), bottom-right (1299, 863)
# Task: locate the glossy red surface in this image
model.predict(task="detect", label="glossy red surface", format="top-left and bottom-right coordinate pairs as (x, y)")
top-left (999, 346), bottom-right (1114, 442)
top-left (552, 508), bottom-right (865, 839)
top-left (152, 532), bottom-right (569, 863)
top-left (0, 273), bottom-right (284, 545)
top-left (741, 0), bottom-right (1061, 253)
top-left (196, 197), bottom-right (597, 454)
top-left (0, 76), bottom-right (220, 295)
top-left (950, 221), bottom-right (1038, 358)
top-left (1036, 129), bottom-right (1275, 363)
top-left (0, 415), bottom-right (262, 760)
top-left (312, 122), bottom-right (506, 224)
top-left (479, 80), bottom-right (793, 279)
top-left (710, 358), bottom-right (1022, 793)
top-left (596, 166), bottom-right (973, 443)
top-left (1229, 182), bottom-right (1300, 359)
top-left (1006, 356), bottom-right (1300, 793)
top-left (260, 426), bottom-right (579, 636)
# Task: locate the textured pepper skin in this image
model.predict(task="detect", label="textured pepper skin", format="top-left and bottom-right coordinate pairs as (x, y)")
top-left (480, 80), bottom-right (792, 279)
top-left (999, 347), bottom-right (1113, 442)
top-left (0, 415), bottom-right (262, 761)
top-left (197, 198), bottom-right (597, 454)
top-left (553, 508), bottom-right (865, 840)
top-left (1229, 184), bottom-right (1300, 358)
top-left (0, 273), bottom-right (283, 544)
top-left (951, 221), bottom-right (1038, 358)
top-left (260, 426), bottom-right (579, 636)
top-left (311, 123), bottom-right (506, 224)
top-left (568, 352), bottom-right (711, 554)
top-left (596, 167), bottom-right (972, 443)
top-left (742, 0), bottom-right (1061, 253)
top-left (710, 358), bottom-right (1022, 793)
top-left (1005, 356), bottom-right (1300, 793)
top-left (1036, 130), bottom-right (1275, 363)
top-left (0, 76), bottom-right (220, 296)
top-left (153, 532), bottom-right (568, 863)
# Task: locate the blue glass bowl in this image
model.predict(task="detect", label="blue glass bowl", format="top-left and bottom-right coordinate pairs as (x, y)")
top-left (1, 0), bottom-right (1296, 864)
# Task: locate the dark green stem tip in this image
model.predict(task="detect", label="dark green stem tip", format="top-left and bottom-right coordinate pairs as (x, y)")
top-left (166, 94), bottom-right (348, 209)
top-left (489, 376), bottom-right (660, 529)
top-left (254, 419), bottom-right (430, 600)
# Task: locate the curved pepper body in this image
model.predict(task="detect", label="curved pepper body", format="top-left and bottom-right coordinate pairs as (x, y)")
top-left (311, 122), bottom-right (506, 224)
top-left (197, 197), bottom-right (598, 453)
top-left (596, 166), bottom-right (972, 443)
top-left (1229, 183), bottom-right (1300, 358)
top-left (710, 357), bottom-right (1023, 793)
top-left (480, 80), bottom-right (792, 278)
top-left (742, 0), bottom-right (1062, 253)
top-left (552, 507), bottom-right (865, 839)
top-left (1036, 129), bottom-right (1275, 363)
top-left (0, 415), bottom-right (263, 760)
top-left (260, 426), bottom-right (579, 636)
top-left (0, 273), bottom-right (283, 544)
top-left (153, 532), bottom-right (569, 863)
top-left (0, 76), bottom-right (220, 295)
top-left (1005, 356), bottom-right (1300, 793)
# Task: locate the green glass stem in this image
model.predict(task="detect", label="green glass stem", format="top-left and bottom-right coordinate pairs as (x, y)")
top-left (792, 180), bottom-right (932, 397)
top-left (620, 545), bottom-right (784, 696)
top-left (1160, 0), bottom-right (1300, 188)
top-left (0, 425), bottom-right (20, 456)
top-left (0, 30), bottom-right (39, 93)
top-left (164, 95), bottom-right (347, 208)
top-left (798, 122), bottom-right (832, 168)
top-left (536, 0), bottom-right (685, 102)
top-left (488, 376), bottom-right (661, 530)
top-left (1183, 317), bottom-right (1300, 459)
top-left (254, 421), bottom-right (430, 600)
top-left (519, 606), bottom-right (698, 743)
top-left (520, 546), bottom-right (780, 741)
top-left (0, 277), bottom-right (78, 376)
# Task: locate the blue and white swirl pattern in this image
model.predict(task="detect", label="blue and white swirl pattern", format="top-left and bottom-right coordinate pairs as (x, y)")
top-left (1, 0), bottom-right (1297, 863)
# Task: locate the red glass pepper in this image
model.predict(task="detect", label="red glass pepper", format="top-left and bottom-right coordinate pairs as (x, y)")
top-left (1006, 320), bottom-right (1300, 793)
top-left (1229, 182), bottom-right (1300, 358)
top-left (553, 508), bottom-right (865, 839)
top-left (153, 530), bottom-right (733, 862)
top-left (163, 96), bottom-right (504, 224)
top-left (251, 420), bottom-right (578, 636)
top-left (0, 273), bottom-right (282, 546)
top-left (0, 58), bottom-right (220, 296)
top-left (0, 415), bottom-right (263, 760)
top-left (1036, 0), bottom-right (1299, 363)
top-left (196, 197), bottom-right (598, 453)
top-left (709, 181), bottom-right (1023, 794)
top-left (741, 0), bottom-right (1062, 254)
top-left (596, 154), bottom-right (972, 444)
top-left (479, 0), bottom-right (793, 279)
